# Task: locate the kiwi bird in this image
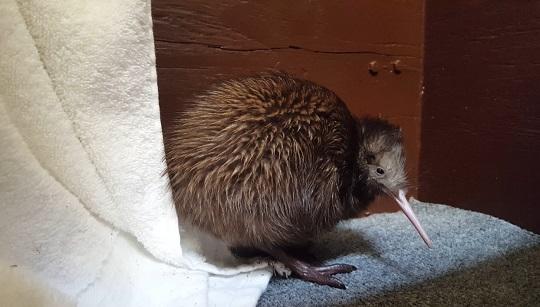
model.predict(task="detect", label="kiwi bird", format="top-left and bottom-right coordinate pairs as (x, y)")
top-left (165, 72), bottom-right (432, 289)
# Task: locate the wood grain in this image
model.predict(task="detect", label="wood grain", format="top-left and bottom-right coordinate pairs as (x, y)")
top-left (420, 1), bottom-right (540, 232)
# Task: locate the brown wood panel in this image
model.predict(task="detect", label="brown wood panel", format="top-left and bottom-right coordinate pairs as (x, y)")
top-left (420, 1), bottom-right (540, 232)
top-left (153, 0), bottom-right (424, 213)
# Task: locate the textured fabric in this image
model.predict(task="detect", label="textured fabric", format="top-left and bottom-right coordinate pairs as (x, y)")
top-left (0, 1), bottom-right (270, 306)
top-left (0, 0), bottom-right (180, 266)
top-left (259, 200), bottom-right (540, 306)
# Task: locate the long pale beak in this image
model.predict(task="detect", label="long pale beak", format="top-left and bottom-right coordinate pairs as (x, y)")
top-left (390, 189), bottom-right (433, 248)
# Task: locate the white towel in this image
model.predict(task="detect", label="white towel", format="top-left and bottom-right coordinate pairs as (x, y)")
top-left (0, 0), bottom-right (271, 306)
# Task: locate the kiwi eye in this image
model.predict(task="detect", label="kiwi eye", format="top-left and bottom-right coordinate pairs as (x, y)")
top-left (376, 167), bottom-right (385, 175)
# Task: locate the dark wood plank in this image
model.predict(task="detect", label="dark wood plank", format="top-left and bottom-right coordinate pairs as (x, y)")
top-left (420, 1), bottom-right (540, 232)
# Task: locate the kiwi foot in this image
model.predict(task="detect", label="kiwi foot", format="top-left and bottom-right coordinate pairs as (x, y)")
top-left (266, 248), bottom-right (356, 289)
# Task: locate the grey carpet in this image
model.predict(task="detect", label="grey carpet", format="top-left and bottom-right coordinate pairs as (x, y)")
top-left (258, 200), bottom-right (540, 306)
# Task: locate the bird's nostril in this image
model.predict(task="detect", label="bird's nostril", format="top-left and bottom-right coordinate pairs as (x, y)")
top-left (376, 167), bottom-right (385, 175)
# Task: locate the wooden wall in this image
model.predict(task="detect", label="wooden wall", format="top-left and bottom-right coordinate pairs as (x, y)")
top-left (420, 1), bottom-right (540, 232)
top-left (152, 0), bottom-right (425, 213)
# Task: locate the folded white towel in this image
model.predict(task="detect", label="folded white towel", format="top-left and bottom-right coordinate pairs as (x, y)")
top-left (0, 0), bottom-right (271, 306)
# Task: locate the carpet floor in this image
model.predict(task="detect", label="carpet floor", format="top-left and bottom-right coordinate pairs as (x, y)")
top-left (258, 200), bottom-right (540, 306)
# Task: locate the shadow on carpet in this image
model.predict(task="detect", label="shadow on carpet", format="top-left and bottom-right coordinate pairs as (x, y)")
top-left (257, 200), bottom-right (540, 306)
